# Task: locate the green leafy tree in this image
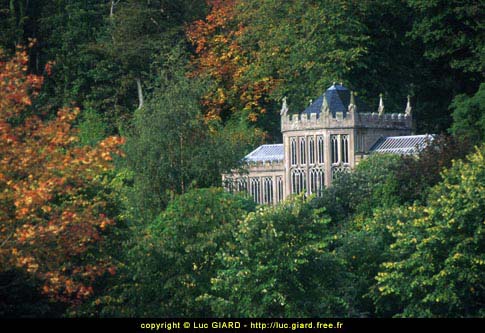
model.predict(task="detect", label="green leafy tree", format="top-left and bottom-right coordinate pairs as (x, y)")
top-left (406, 0), bottom-right (484, 132)
top-left (123, 53), bottom-right (255, 222)
top-left (97, 188), bottom-right (255, 317)
top-left (315, 154), bottom-right (402, 222)
top-left (207, 195), bottom-right (350, 317)
top-left (337, 207), bottom-right (411, 317)
top-left (450, 83), bottom-right (485, 145)
top-left (374, 145), bottom-right (485, 317)
top-left (314, 154), bottom-right (407, 316)
top-left (1, 1), bottom-right (208, 135)
top-left (103, 0), bottom-right (207, 113)
top-left (0, 0), bottom-right (39, 49)
top-left (407, 0), bottom-right (484, 77)
top-left (78, 108), bottom-right (108, 146)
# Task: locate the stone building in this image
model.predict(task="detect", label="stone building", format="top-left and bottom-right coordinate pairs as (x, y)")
top-left (223, 83), bottom-right (432, 204)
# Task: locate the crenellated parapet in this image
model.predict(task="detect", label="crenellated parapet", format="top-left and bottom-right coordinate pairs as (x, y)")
top-left (280, 90), bottom-right (412, 133)
top-left (355, 112), bottom-right (412, 129)
top-left (281, 110), bottom-right (411, 132)
top-left (281, 110), bottom-right (356, 132)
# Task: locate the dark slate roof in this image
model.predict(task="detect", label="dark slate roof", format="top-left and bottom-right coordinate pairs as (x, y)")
top-left (369, 135), bottom-right (434, 155)
top-left (301, 83), bottom-right (370, 117)
top-left (244, 144), bottom-right (284, 163)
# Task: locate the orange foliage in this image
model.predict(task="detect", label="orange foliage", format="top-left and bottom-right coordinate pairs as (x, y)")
top-left (0, 47), bottom-right (124, 303)
top-left (186, 0), bottom-right (278, 123)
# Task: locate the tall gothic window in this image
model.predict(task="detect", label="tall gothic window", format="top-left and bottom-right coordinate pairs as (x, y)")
top-left (317, 168), bottom-right (324, 195)
top-left (341, 135), bottom-right (349, 164)
top-left (262, 177), bottom-right (273, 204)
top-left (299, 137), bottom-right (306, 165)
top-left (291, 169), bottom-right (306, 194)
top-left (331, 135), bottom-right (339, 164)
top-left (332, 166), bottom-right (349, 180)
top-left (224, 178), bottom-right (234, 193)
top-left (309, 168), bottom-right (325, 195)
top-left (276, 176), bottom-right (283, 202)
top-left (317, 135), bottom-right (324, 164)
top-left (309, 136), bottom-right (315, 164)
top-left (237, 177), bottom-right (247, 193)
top-left (250, 177), bottom-right (261, 204)
top-left (309, 169), bottom-right (317, 194)
top-left (290, 137), bottom-right (297, 166)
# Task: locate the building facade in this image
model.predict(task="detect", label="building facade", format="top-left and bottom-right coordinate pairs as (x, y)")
top-left (224, 83), bottom-right (431, 204)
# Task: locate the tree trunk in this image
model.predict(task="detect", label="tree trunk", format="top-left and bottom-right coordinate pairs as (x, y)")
top-left (180, 135), bottom-right (184, 193)
top-left (110, 0), bottom-right (119, 18)
top-left (136, 77), bottom-right (144, 109)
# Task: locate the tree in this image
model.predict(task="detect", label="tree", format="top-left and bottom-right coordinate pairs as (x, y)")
top-left (188, 0), bottom-right (483, 137)
top-left (1, 1), bottom-right (209, 136)
top-left (374, 145), bottom-right (485, 317)
top-left (0, 47), bottom-right (124, 303)
top-left (187, 0), bottom-right (368, 138)
top-left (337, 207), bottom-right (410, 317)
top-left (396, 135), bottom-right (472, 204)
top-left (97, 188), bottom-right (255, 317)
top-left (405, 0), bottom-right (484, 132)
top-left (407, 0), bottom-right (484, 78)
top-left (123, 52), bottom-right (256, 222)
top-left (313, 154), bottom-right (402, 222)
top-left (206, 195), bottom-right (350, 317)
top-left (103, 0), bottom-right (207, 113)
top-left (450, 83), bottom-right (485, 145)
top-left (78, 108), bottom-right (108, 146)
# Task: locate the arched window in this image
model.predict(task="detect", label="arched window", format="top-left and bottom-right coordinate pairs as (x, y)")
top-left (290, 137), bottom-right (297, 166)
top-left (341, 135), bottom-right (349, 164)
top-left (237, 177), bottom-right (248, 194)
top-left (309, 136), bottom-right (315, 164)
top-left (291, 169), bottom-right (306, 194)
top-left (317, 135), bottom-right (324, 164)
top-left (276, 176), bottom-right (283, 202)
top-left (299, 137), bottom-right (306, 165)
top-left (224, 177), bottom-right (234, 193)
top-left (262, 177), bottom-right (273, 204)
top-left (309, 169), bottom-right (317, 194)
top-left (309, 168), bottom-right (325, 195)
top-left (250, 177), bottom-right (261, 204)
top-left (332, 166), bottom-right (349, 180)
top-left (331, 135), bottom-right (339, 164)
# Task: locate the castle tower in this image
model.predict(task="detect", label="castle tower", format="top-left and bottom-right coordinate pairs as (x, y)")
top-left (223, 83), bottom-right (417, 205)
top-left (280, 83), bottom-right (412, 195)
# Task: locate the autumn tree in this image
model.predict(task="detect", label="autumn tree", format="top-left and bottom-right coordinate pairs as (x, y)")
top-left (188, 1), bottom-right (412, 137)
top-left (0, 47), bottom-right (124, 304)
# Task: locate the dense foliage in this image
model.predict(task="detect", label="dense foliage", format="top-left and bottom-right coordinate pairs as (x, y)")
top-left (374, 145), bottom-right (485, 317)
top-left (0, 0), bottom-right (483, 318)
top-left (206, 196), bottom-right (349, 317)
top-left (0, 47), bottom-right (124, 305)
top-left (97, 188), bottom-right (255, 317)
top-left (122, 51), bottom-right (258, 222)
